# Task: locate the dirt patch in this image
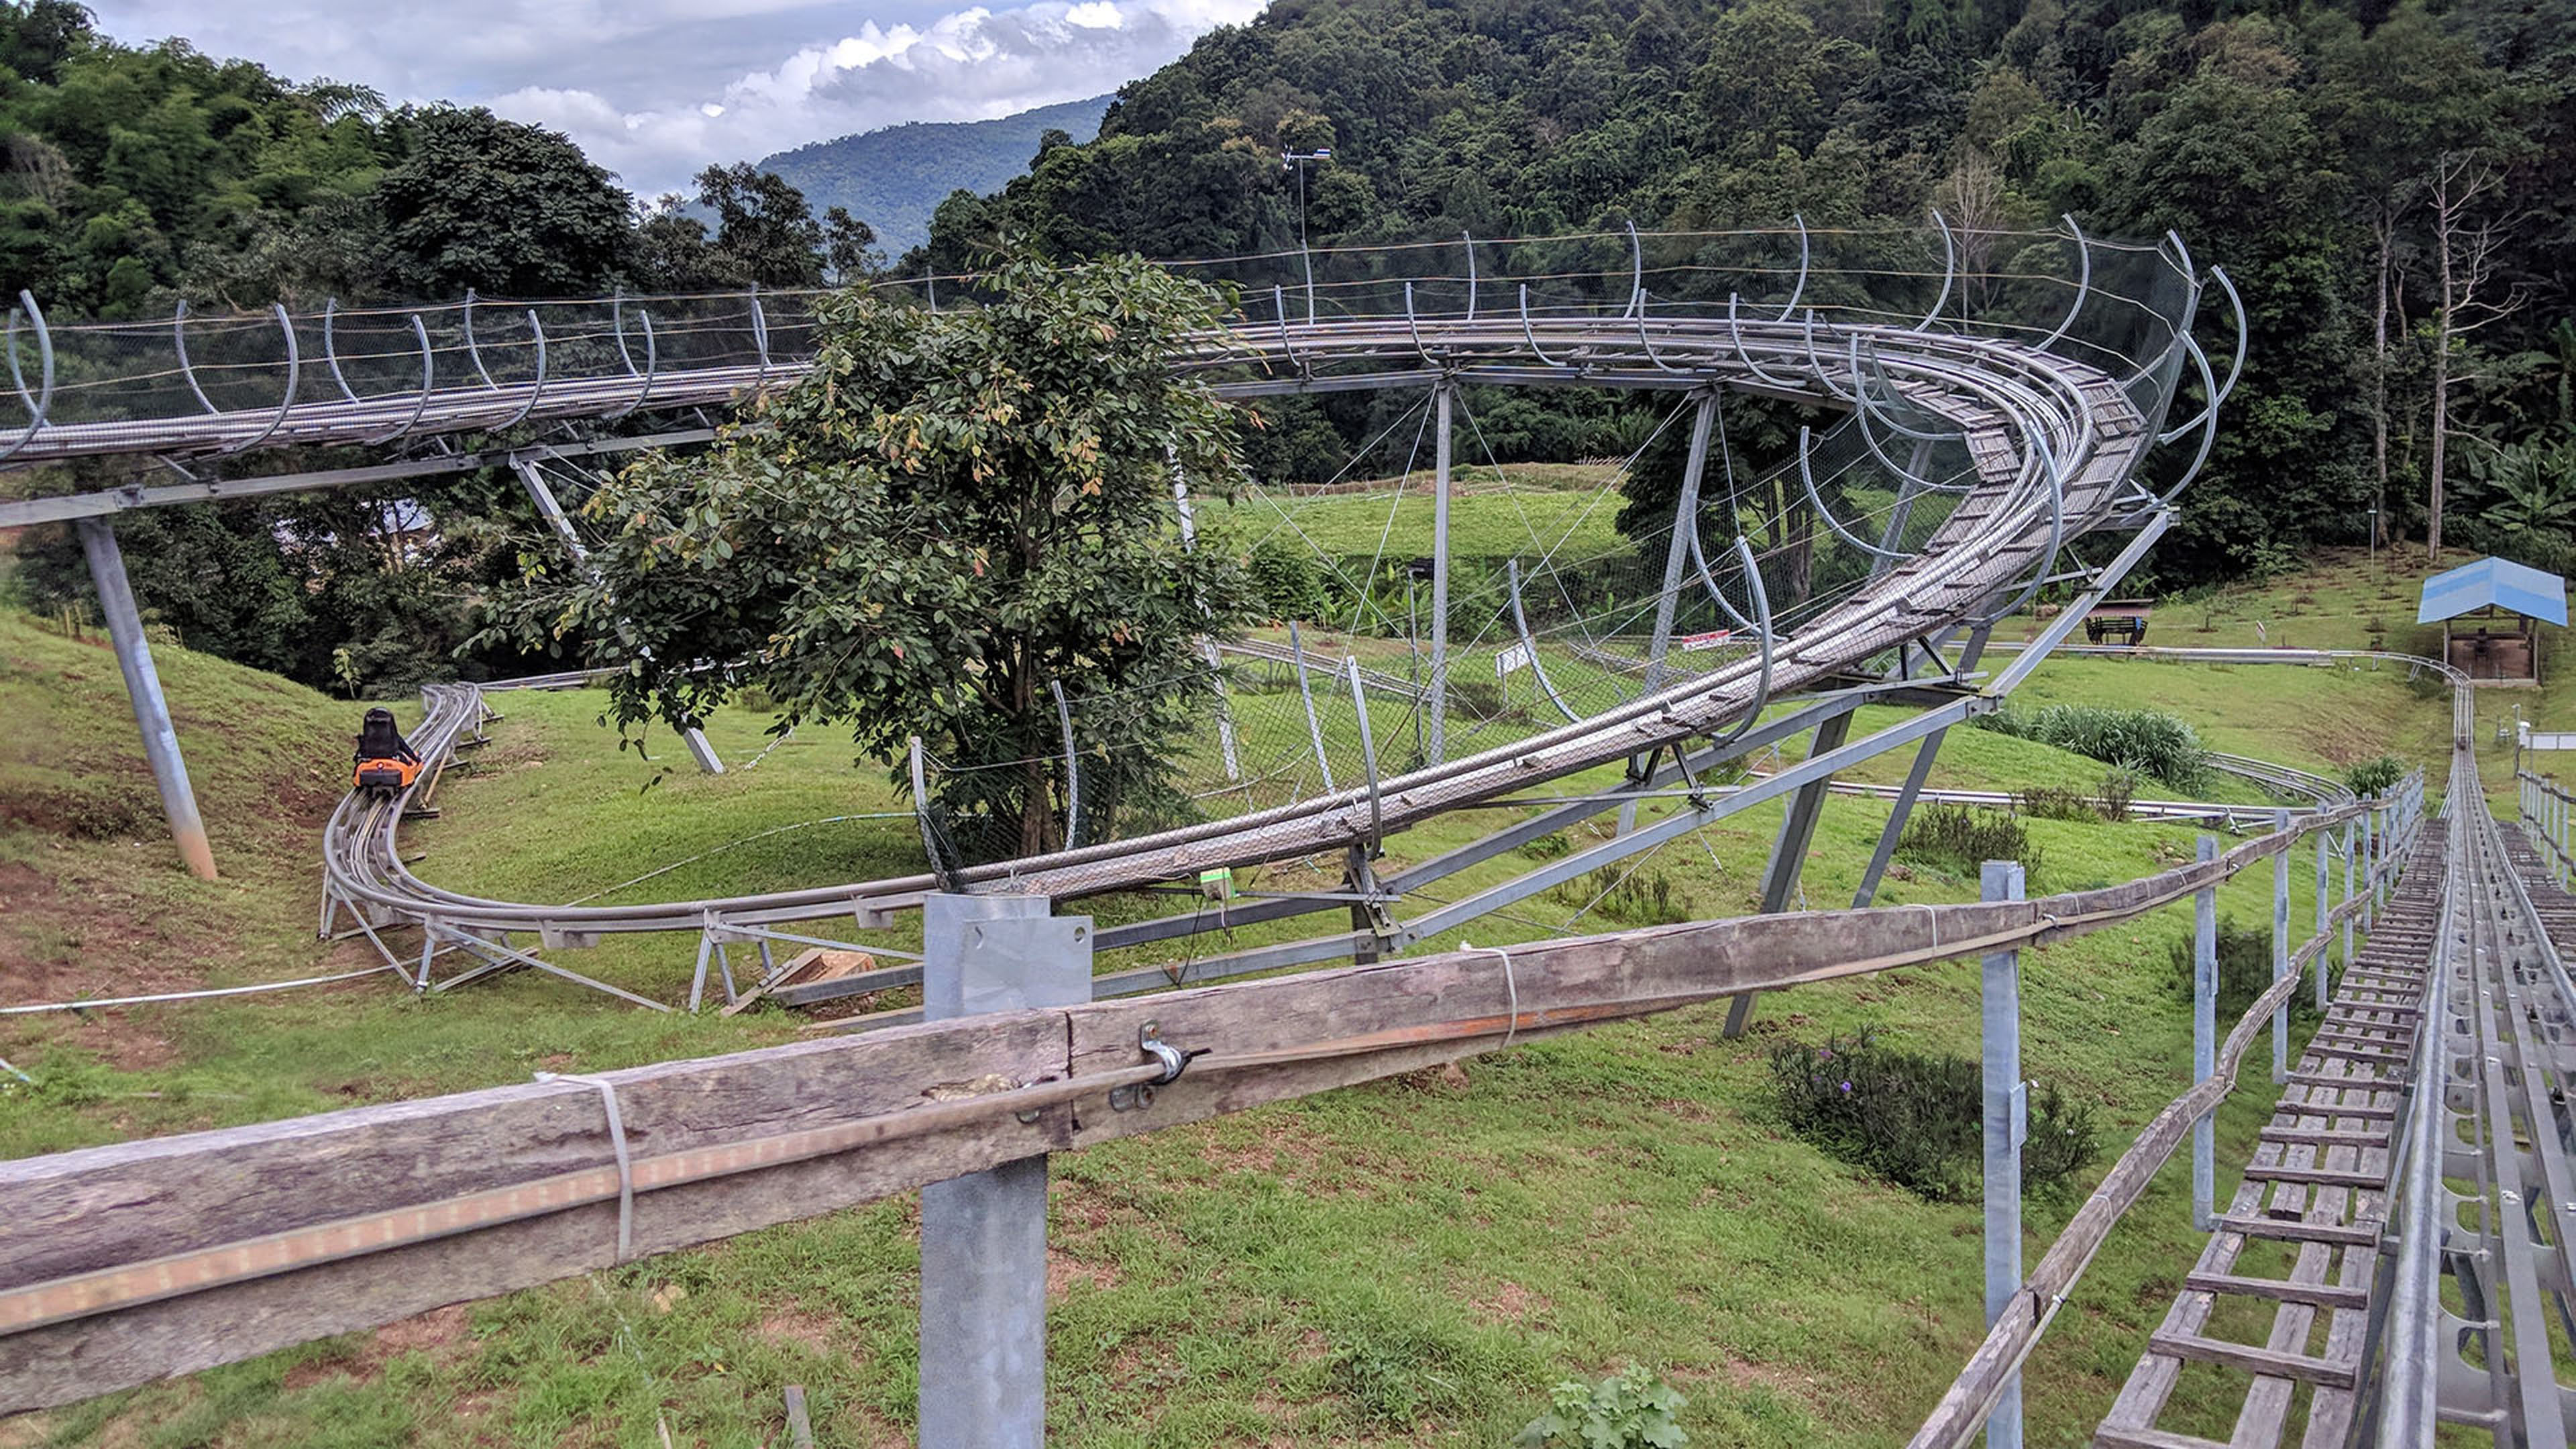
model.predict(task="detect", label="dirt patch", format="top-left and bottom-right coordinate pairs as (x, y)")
top-left (1471, 1280), bottom-right (1552, 1326)
top-left (1047, 1246), bottom-right (1122, 1297)
top-left (755, 1305), bottom-right (842, 1356)
top-left (280, 1305), bottom-right (473, 1393)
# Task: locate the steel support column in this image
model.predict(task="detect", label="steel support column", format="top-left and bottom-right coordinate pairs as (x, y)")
top-left (510, 457), bottom-right (724, 775)
top-left (2313, 822), bottom-right (2331, 1012)
top-left (1623, 388), bottom-right (1720, 837)
top-left (917, 894), bottom-right (1092, 1449)
top-left (1725, 708), bottom-right (1856, 1037)
top-left (1854, 628), bottom-right (1992, 909)
top-left (76, 517), bottom-right (215, 879)
top-left (2192, 833), bottom-right (2218, 1231)
top-left (1981, 859), bottom-right (2026, 1449)
top-left (1426, 379), bottom-right (1455, 765)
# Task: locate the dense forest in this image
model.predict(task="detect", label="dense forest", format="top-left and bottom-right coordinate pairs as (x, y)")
top-left (922, 0), bottom-right (2576, 586)
top-left (0, 1), bottom-right (878, 692)
top-left (1, 0), bottom-right (2572, 691)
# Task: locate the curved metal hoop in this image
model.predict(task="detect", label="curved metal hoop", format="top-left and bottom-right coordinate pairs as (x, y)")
top-left (606, 310), bottom-right (659, 421)
top-left (498, 310), bottom-right (549, 431)
top-left (1519, 284), bottom-right (1566, 368)
top-left (1919, 210), bottom-right (1956, 331)
top-left (1506, 558), bottom-right (1581, 723)
top-left (1850, 336), bottom-right (1950, 443)
top-left (2201, 266), bottom-right (2247, 409)
top-left (1688, 513), bottom-right (1760, 633)
top-left (174, 301), bottom-right (218, 415)
top-left (1802, 311), bottom-right (1854, 402)
top-left (1727, 294), bottom-right (1800, 390)
top-left (370, 314), bottom-right (436, 444)
top-left (321, 298), bottom-right (364, 405)
top-left (1462, 231), bottom-right (1477, 323)
top-left (747, 287), bottom-right (772, 395)
top-left (1635, 293), bottom-right (1688, 374)
top-left (1404, 282), bottom-right (1435, 364)
top-left (1623, 221), bottom-right (1646, 317)
top-left (223, 303), bottom-right (303, 455)
top-left (462, 289), bottom-right (496, 390)
top-left (1703, 535), bottom-right (1773, 749)
top-left (2039, 214), bottom-right (2092, 352)
top-left (2156, 331), bottom-right (2220, 504)
top-left (1273, 285), bottom-right (1306, 373)
top-left (0, 290), bottom-right (56, 465)
top-left (1799, 425), bottom-right (1908, 560)
top-left (1775, 214), bottom-right (1810, 322)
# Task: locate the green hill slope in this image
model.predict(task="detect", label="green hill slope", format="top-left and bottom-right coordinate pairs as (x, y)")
top-left (757, 95), bottom-right (1112, 257)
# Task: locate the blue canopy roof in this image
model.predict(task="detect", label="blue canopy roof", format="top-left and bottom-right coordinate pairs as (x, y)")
top-left (2418, 555), bottom-right (2570, 626)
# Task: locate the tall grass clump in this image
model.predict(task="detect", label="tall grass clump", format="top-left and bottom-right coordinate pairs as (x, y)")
top-left (1895, 804), bottom-right (2039, 883)
top-left (1977, 704), bottom-right (2208, 790)
top-left (2169, 915), bottom-right (2326, 1020)
top-left (1768, 1029), bottom-right (2100, 1201)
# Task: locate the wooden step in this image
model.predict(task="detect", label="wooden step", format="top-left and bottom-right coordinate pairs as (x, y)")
top-left (2094, 1426), bottom-right (2229, 1449)
top-left (2182, 1272), bottom-right (2370, 1310)
top-left (2243, 1164), bottom-right (2387, 1190)
top-left (2211, 1214), bottom-right (2381, 1247)
top-left (2257, 1125), bottom-right (2391, 1148)
top-left (2145, 1332), bottom-right (2358, 1389)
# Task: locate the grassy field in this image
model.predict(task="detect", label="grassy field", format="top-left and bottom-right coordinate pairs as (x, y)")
top-left (0, 545), bottom-right (2459, 1447)
top-left (1223, 462), bottom-right (1638, 563)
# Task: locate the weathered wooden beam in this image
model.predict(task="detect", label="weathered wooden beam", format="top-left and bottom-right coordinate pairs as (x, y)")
top-left (0, 804), bottom-right (2385, 1414)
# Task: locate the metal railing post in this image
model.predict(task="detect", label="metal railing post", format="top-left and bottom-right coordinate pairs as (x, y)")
top-left (2362, 809), bottom-right (2377, 929)
top-left (918, 893), bottom-right (1092, 1449)
top-left (2313, 822), bottom-right (2331, 1012)
top-left (1980, 859), bottom-right (2026, 1449)
top-left (2272, 809), bottom-right (2292, 1084)
top-left (2341, 821), bottom-right (2356, 974)
top-left (2192, 833), bottom-right (2218, 1231)
top-left (76, 517), bottom-right (216, 880)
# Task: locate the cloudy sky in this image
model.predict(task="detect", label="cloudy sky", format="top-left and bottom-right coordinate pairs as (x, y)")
top-left (91, 0), bottom-right (1268, 199)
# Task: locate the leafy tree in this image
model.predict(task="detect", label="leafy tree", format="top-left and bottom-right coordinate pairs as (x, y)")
top-left (373, 105), bottom-right (631, 299)
top-left (481, 252), bottom-right (1258, 856)
top-left (690, 161), bottom-right (825, 288)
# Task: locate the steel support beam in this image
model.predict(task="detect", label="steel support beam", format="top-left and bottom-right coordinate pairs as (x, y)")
top-left (917, 894), bottom-right (1091, 1449)
top-left (1854, 628), bottom-right (1992, 909)
top-left (1980, 859), bottom-right (2026, 1449)
top-left (2192, 833), bottom-right (2217, 1231)
top-left (76, 517), bottom-right (215, 879)
top-left (0, 428), bottom-right (722, 529)
top-left (1426, 379), bottom-right (1454, 765)
top-left (508, 457), bottom-right (724, 776)
top-left (1625, 388), bottom-right (1719, 838)
top-left (1725, 708), bottom-right (1856, 1036)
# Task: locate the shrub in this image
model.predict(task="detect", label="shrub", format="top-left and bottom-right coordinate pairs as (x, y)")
top-left (2097, 767), bottom-right (2138, 824)
top-left (1516, 1366), bottom-right (1689, 1448)
top-left (1977, 704), bottom-right (2207, 790)
top-left (1896, 804), bottom-right (2040, 884)
top-left (2403, 667), bottom-right (2449, 701)
top-left (2168, 914), bottom-right (2320, 1020)
top-left (2347, 755), bottom-right (2407, 798)
top-left (2015, 784), bottom-right (2098, 822)
top-left (1768, 1029), bottom-right (2101, 1202)
top-left (1245, 535), bottom-right (1336, 621)
top-left (1546, 867), bottom-right (1690, 927)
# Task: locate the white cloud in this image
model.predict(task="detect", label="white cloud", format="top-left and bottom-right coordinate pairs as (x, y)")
top-left (93, 0), bottom-right (1265, 198)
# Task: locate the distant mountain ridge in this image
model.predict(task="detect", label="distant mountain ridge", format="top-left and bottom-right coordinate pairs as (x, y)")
top-left (755, 95), bottom-right (1112, 258)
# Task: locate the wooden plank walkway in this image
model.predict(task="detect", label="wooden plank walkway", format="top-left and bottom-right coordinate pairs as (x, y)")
top-left (2093, 824), bottom-right (2444, 1449)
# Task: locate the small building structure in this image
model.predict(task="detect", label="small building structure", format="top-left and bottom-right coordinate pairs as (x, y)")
top-left (2418, 555), bottom-right (2567, 685)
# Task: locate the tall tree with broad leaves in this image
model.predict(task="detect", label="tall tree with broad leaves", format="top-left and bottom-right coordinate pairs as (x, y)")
top-left (480, 251), bottom-right (1258, 859)
top-left (373, 105), bottom-right (633, 299)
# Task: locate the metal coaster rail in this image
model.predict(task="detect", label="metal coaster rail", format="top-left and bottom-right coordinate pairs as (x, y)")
top-left (313, 299), bottom-right (2169, 958)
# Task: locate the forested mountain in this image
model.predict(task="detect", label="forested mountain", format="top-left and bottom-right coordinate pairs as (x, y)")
top-left (756, 95), bottom-right (1111, 258)
top-left (926, 0), bottom-right (2576, 585)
